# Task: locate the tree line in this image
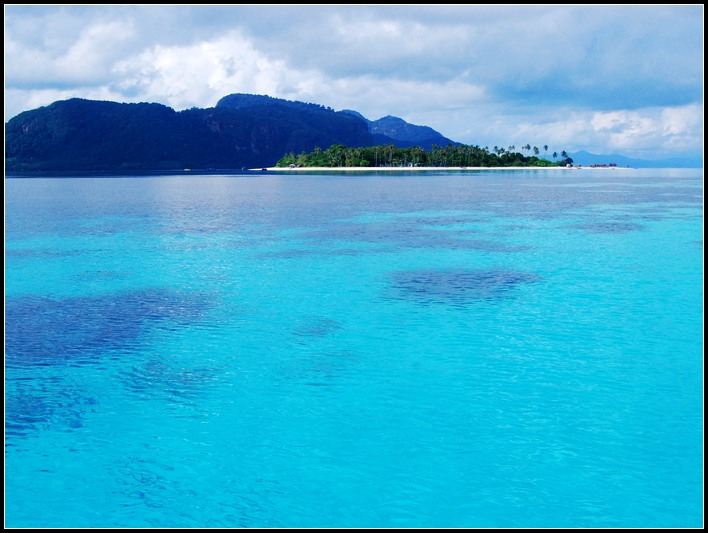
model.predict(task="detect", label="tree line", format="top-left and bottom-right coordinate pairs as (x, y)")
top-left (276, 144), bottom-right (573, 168)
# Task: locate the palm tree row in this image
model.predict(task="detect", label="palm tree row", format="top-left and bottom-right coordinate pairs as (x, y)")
top-left (276, 143), bottom-right (573, 168)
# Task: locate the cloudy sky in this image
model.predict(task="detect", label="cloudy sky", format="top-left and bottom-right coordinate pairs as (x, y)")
top-left (4, 5), bottom-right (704, 158)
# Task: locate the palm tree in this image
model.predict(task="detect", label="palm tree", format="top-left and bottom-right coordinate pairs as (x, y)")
top-left (533, 146), bottom-right (540, 155)
top-left (552, 151), bottom-right (558, 159)
top-left (543, 144), bottom-right (548, 153)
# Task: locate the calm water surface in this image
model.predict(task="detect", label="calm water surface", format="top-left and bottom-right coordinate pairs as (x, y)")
top-left (5, 169), bottom-right (703, 527)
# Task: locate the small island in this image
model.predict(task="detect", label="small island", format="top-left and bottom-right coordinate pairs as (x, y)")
top-left (7, 95), bottom-right (585, 172)
top-left (275, 143), bottom-right (573, 169)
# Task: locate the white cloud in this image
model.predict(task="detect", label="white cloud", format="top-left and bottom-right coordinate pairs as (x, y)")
top-left (588, 106), bottom-right (703, 155)
top-left (6, 19), bottom-right (136, 86)
top-left (110, 31), bottom-right (488, 117)
top-left (112, 31), bottom-right (310, 110)
top-left (5, 86), bottom-right (132, 117)
top-left (306, 77), bottom-right (487, 120)
top-left (57, 21), bottom-right (136, 83)
top-left (471, 104), bottom-right (704, 158)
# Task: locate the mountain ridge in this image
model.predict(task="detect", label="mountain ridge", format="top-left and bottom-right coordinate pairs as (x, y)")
top-left (6, 94), bottom-right (457, 171)
top-left (341, 109), bottom-right (456, 150)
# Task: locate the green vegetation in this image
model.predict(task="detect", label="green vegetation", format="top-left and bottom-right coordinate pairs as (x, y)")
top-left (276, 144), bottom-right (573, 168)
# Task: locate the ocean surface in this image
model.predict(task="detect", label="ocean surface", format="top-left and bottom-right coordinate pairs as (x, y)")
top-left (5, 169), bottom-right (703, 527)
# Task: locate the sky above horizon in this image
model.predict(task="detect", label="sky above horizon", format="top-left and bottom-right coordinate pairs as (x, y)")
top-left (4, 5), bottom-right (704, 159)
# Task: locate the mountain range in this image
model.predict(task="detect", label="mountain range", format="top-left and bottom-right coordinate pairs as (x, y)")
top-left (5, 94), bottom-right (455, 171)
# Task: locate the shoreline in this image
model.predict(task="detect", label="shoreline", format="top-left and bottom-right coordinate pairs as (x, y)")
top-left (252, 166), bottom-right (628, 172)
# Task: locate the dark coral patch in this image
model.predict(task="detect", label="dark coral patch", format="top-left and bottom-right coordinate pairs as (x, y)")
top-left (120, 359), bottom-right (218, 404)
top-left (570, 222), bottom-right (644, 233)
top-left (390, 269), bottom-right (540, 305)
top-left (301, 219), bottom-right (528, 253)
top-left (5, 289), bottom-right (210, 368)
top-left (292, 317), bottom-right (343, 338)
top-left (5, 382), bottom-right (97, 441)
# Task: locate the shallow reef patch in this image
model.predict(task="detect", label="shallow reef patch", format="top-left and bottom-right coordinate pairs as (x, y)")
top-left (5, 288), bottom-right (210, 368)
top-left (569, 222), bottom-right (644, 233)
top-left (292, 317), bottom-right (343, 338)
top-left (389, 269), bottom-right (540, 305)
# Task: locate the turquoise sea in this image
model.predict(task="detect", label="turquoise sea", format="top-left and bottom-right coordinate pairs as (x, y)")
top-left (5, 169), bottom-right (703, 527)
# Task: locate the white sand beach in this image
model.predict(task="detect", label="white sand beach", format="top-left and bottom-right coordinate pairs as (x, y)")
top-left (252, 166), bottom-right (624, 172)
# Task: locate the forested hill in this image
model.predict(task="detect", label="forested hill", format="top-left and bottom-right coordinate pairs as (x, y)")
top-left (6, 94), bottom-right (463, 171)
top-left (5, 96), bottom-right (375, 171)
